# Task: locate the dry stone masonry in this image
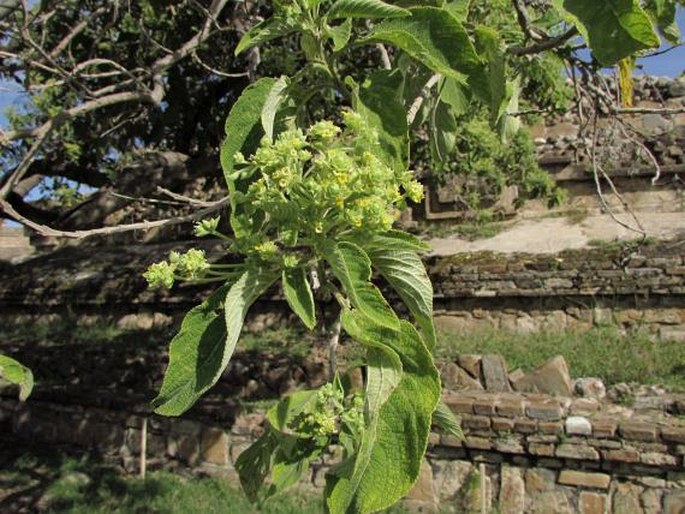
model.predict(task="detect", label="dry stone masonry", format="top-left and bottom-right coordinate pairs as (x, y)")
top-left (2, 236), bottom-right (685, 340)
top-left (426, 75), bottom-right (685, 219)
top-left (3, 350), bottom-right (685, 513)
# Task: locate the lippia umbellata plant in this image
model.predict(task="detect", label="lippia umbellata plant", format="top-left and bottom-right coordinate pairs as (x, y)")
top-left (145, 0), bottom-right (670, 511)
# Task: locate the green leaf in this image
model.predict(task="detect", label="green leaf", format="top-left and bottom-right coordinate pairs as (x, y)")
top-left (267, 390), bottom-right (319, 437)
top-left (327, 0), bottom-right (411, 20)
top-left (322, 241), bottom-right (400, 331)
top-left (497, 78), bottom-right (522, 144)
top-left (0, 355), bottom-right (33, 401)
top-left (432, 400), bottom-right (464, 440)
top-left (326, 19), bottom-right (353, 51)
top-left (236, 430), bottom-right (279, 501)
top-left (153, 269), bottom-right (277, 416)
top-left (283, 268), bottom-right (316, 330)
top-left (262, 76), bottom-right (290, 141)
top-left (271, 455), bottom-right (309, 492)
top-left (553, 0), bottom-right (660, 66)
top-left (359, 7), bottom-right (484, 82)
top-left (474, 25), bottom-right (507, 125)
top-left (358, 229), bottom-right (430, 252)
top-left (327, 314), bottom-right (441, 513)
top-left (354, 72), bottom-right (409, 172)
top-left (220, 77), bottom-right (276, 186)
top-left (444, 0), bottom-right (471, 20)
top-left (644, 0), bottom-right (681, 44)
top-left (429, 99), bottom-right (457, 162)
top-left (235, 17), bottom-right (299, 56)
top-left (152, 286), bottom-right (228, 416)
top-left (366, 246), bottom-right (436, 350)
top-left (224, 268), bottom-right (279, 355)
top-left (439, 77), bottom-right (471, 117)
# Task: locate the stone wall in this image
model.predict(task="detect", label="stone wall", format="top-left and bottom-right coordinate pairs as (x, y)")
top-left (425, 75), bottom-right (685, 219)
top-left (2, 237), bottom-right (685, 340)
top-left (3, 384), bottom-right (685, 513)
top-left (426, 242), bottom-right (685, 341)
top-left (0, 226), bottom-right (33, 262)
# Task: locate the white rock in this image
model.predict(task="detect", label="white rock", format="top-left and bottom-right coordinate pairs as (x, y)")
top-left (565, 416), bottom-right (592, 436)
top-left (574, 377), bottom-right (606, 400)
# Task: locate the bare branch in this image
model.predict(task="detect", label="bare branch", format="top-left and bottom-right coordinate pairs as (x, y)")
top-left (0, 196), bottom-right (230, 240)
top-left (508, 27), bottom-right (578, 56)
top-left (49, 5), bottom-right (109, 58)
top-left (407, 73), bottom-right (441, 125)
top-left (611, 106), bottom-right (685, 115)
top-left (156, 187), bottom-right (220, 207)
top-left (191, 50), bottom-right (250, 78)
top-left (511, 0), bottom-right (546, 41)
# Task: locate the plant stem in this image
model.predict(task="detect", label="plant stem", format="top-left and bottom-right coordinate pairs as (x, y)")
top-left (328, 315), bottom-right (341, 381)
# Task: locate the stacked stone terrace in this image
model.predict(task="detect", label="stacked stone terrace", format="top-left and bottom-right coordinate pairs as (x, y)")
top-left (3, 349), bottom-right (685, 513)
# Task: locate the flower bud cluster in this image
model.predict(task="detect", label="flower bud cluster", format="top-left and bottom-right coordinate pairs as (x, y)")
top-left (231, 111), bottom-right (423, 257)
top-left (292, 383), bottom-right (364, 439)
top-left (144, 249), bottom-right (210, 289)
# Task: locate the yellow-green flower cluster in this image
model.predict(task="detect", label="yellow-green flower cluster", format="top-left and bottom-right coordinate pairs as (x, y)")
top-left (144, 249), bottom-right (209, 289)
top-left (292, 383), bottom-right (352, 438)
top-left (231, 111), bottom-right (422, 254)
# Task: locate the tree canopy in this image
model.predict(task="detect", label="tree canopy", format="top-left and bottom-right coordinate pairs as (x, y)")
top-left (0, 0), bottom-right (682, 239)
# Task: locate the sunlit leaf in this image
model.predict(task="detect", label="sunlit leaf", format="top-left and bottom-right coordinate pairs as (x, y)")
top-left (0, 355), bottom-right (33, 401)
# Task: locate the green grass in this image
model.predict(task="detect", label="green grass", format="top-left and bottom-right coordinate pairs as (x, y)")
top-left (0, 443), bottom-right (412, 514)
top-left (436, 326), bottom-right (685, 389)
top-left (239, 326), bottom-right (319, 358)
top-left (2, 316), bottom-right (126, 347)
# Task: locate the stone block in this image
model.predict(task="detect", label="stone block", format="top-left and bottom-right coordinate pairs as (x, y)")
top-left (406, 459), bottom-right (437, 505)
top-left (177, 434), bottom-right (199, 466)
top-left (662, 427), bottom-right (685, 444)
top-left (497, 398), bottom-right (525, 418)
top-left (473, 399), bottom-right (497, 416)
top-left (492, 417), bottom-right (515, 432)
top-left (620, 422), bottom-right (659, 442)
top-left (471, 451), bottom-right (503, 464)
top-left (641, 489), bottom-right (662, 514)
top-left (528, 491), bottom-right (574, 514)
top-left (200, 427), bottom-right (229, 466)
top-left (457, 354), bottom-right (482, 380)
top-left (525, 468), bottom-right (556, 494)
top-left (556, 443), bottom-right (599, 461)
top-left (529, 443), bottom-right (556, 457)
top-left (430, 460), bottom-right (472, 501)
top-left (465, 436), bottom-right (492, 450)
top-left (665, 490), bottom-right (685, 514)
top-left (558, 470), bottom-right (611, 489)
top-left (566, 416), bottom-right (592, 436)
top-left (441, 362), bottom-right (484, 391)
top-left (613, 483), bottom-right (644, 514)
top-left (592, 420), bottom-right (618, 438)
top-left (443, 395), bottom-right (474, 415)
top-left (640, 452), bottom-right (679, 467)
top-left (527, 399), bottom-right (563, 421)
top-left (570, 398), bottom-right (601, 415)
top-left (539, 421), bottom-right (564, 435)
top-left (603, 449), bottom-right (640, 463)
top-left (494, 436), bottom-right (525, 454)
top-left (580, 492), bottom-right (607, 514)
top-left (513, 356), bottom-right (572, 397)
top-left (481, 354), bottom-right (512, 392)
top-left (461, 415), bottom-right (491, 431)
top-left (499, 466), bottom-right (525, 514)
top-left (514, 418), bottom-right (537, 434)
